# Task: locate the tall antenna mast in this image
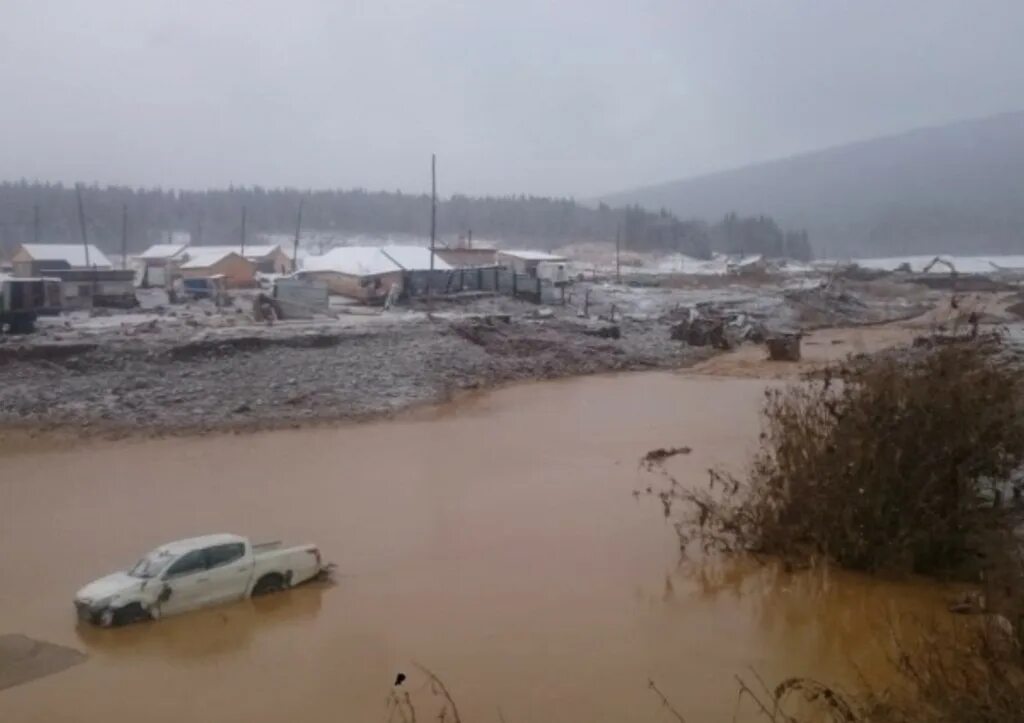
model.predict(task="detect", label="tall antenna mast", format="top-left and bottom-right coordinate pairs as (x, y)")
top-left (430, 153), bottom-right (437, 272)
top-left (75, 184), bottom-right (91, 267)
top-left (121, 204), bottom-right (128, 270)
top-left (240, 205), bottom-right (247, 257)
top-left (292, 196), bottom-right (305, 273)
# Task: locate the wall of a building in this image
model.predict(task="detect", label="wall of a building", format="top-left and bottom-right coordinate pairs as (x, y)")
top-left (302, 270), bottom-right (402, 302)
top-left (496, 252), bottom-right (534, 275)
top-left (181, 255), bottom-right (256, 287)
top-left (267, 249), bottom-right (292, 274)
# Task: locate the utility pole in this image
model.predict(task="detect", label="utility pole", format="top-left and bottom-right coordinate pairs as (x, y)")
top-left (121, 204), bottom-right (128, 270)
top-left (292, 196), bottom-right (305, 273)
top-left (429, 153), bottom-right (437, 272)
top-left (240, 205), bottom-right (247, 257)
top-left (467, 228), bottom-right (473, 250)
top-left (615, 225), bottom-right (621, 284)
top-left (32, 204), bottom-right (40, 243)
top-left (75, 184), bottom-right (91, 267)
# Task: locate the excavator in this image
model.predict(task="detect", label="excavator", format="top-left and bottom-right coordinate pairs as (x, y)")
top-left (921, 256), bottom-right (958, 275)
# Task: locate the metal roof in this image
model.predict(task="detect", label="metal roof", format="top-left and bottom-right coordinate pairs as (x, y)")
top-left (19, 243), bottom-right (112, 268)
top-left (190, 244), bottom-right (285, 260)
top-left (180, 249), bottom-right (245, 269)
top-left (301, 245), bottom-right (452, 276)
top-left (497, 249), bottom-right (568, 262)
top-left (138, 243), bottom-right (189, 260)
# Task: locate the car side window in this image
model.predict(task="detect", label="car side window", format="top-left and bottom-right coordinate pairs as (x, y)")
top-left (205, 543), bottom-right (245, 569)
top-left (164, 549), bottom-right (208, 578)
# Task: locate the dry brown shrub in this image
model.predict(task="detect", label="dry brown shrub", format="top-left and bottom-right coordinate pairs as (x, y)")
top-left (647, 338), bottom-right (1024, 578)
top-left (643, 337), bottom-right (1024, 722)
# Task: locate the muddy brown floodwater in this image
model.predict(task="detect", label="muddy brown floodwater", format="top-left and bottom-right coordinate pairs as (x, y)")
top-left (0, 330), bottom-right (948, 722)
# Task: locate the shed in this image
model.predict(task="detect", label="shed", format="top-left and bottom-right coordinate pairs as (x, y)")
top-left (136, 243), bottom-right (190, 287)
top-left (11, 243), bottom-right (112, 277)
top-left (299, 245), bottom-right (451, 302)
top-left (179, 250), bottom-right (257, 288)
top-left (496, 250), bottom-right (569, 280)
top-left (47, 269), bottom-right (138, 310)
top-left (189, 245), bottom-right (291, 274)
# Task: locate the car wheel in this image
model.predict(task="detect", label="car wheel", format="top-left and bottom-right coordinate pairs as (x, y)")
top-left (98, 608), bottom-right (116, 628)
top-left (252, 573), bottom-right (285, 596)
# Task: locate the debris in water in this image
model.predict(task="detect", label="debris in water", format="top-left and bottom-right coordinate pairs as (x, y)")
top-left (641, 446), bottom-right (692, 467)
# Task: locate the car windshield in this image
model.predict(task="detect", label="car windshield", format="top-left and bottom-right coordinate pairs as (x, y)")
top-left (129, 550), bottom-right (173, 579)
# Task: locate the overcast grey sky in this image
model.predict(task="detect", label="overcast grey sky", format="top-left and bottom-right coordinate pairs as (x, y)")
top-left (1, 1), bottom-right (1022, 197)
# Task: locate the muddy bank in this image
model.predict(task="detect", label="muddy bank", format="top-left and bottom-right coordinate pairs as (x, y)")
top-left (0, 317), bottom-right (713, 439)
top-left (0, 279), bottom-right (941, 440)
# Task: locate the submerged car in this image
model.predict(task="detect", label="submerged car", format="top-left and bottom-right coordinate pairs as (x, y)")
top-left (74, 533), bottom-right (329, 627)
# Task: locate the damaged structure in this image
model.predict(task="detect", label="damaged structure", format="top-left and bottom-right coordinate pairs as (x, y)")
top-left (436, 246), bottom-right (499, 268)
top-left (298, 245), bottom-right (452, 303)
top-left (136, 243), bottom-right (190, 288)
top-left (496, 250), bottom-right (569, 283)
top-left (9, 244), bottom-right (136, 309)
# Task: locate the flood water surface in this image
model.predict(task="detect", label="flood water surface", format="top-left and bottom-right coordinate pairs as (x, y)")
top-left (0, 367), bottom-right (944, 722)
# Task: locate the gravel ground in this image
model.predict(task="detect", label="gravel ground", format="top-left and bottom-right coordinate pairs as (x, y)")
top-left (0, 316), bottom-right (711, 438)
top-left (0, 278), bottom-right (938, 439)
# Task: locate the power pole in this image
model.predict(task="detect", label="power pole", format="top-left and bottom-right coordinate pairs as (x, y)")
top-left (429, 153), bottom-right (437, 272)
top-left (615, 225), bottom-right (621, 284)
top-left (467, 228), bottom-right (473, 250)
top-left (121, 204), bottom-right (128, 270)
top-left (240, 205), bottom-right (247, 257)
top-left (292, 196), bottom-right (305, 273)
top-left (75, 184), bottom-right (91, 267)
top-left (32, 204), bottom-right (40, 243)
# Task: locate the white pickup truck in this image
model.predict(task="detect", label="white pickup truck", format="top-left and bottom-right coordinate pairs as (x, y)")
top-left (74, 533), bottom-right (329, 627)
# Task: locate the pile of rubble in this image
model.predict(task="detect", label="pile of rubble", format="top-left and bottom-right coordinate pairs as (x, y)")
top-left (667, 305), bottom-right (767, 350)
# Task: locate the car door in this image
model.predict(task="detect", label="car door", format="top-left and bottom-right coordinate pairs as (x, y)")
top-left (201, 542), bottom-right (251, 605)
top-left (158, 549), bottom-right (210, 616)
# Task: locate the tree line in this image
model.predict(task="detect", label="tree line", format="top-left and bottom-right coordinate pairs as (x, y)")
top-left (0, 181), bottom-right (812, 260)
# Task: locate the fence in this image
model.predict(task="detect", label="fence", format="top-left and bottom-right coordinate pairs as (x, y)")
top-left (403, 267), bottom-right (565, 304)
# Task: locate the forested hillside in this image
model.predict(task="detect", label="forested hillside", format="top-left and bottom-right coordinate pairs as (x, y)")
top-left (0, 183), bottom-right (810, 260)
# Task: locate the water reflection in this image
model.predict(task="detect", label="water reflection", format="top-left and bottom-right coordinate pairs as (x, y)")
top-left (650, 556), bottom-right (945, 683)
top-left (74, 582), bottom-right (329, 661)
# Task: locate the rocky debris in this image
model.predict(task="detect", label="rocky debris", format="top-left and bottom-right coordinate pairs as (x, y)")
top-left (669, 307), bottom-right (765, 350)
top-left (581, 324), bottom-right (620, 340)
top-left (0, 317), bottom-right (711, 437)
top-left (781, 284), bottom-right (931, 328)
top-left (0, 278), bottom-right (947, 439)
top-left (908, 274), bottom-right (1014, 292)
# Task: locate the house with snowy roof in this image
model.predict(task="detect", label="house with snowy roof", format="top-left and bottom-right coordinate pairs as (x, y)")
top-left (298, 245), bottom-right (450, 302)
